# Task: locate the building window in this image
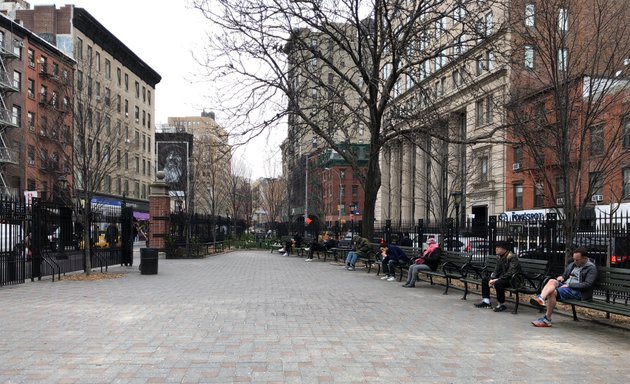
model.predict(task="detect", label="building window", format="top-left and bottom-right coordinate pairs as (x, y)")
top-left (479, 156), bottom-right (489, 183)
top-left (124, 73), bottom-right (129, 91)
top-left (12, 39), bottom-right (21, 58)
top-left (514, 183), bottom-right (523, 209)
top-left (27, 112), bottom-right (34, 131)
top-left (525, 4), bottom-right (535, 27)
top-left (623, 169), bottom-right (630, 199)
top-left (105, 59), bottom-right (111, 79)
top-left (486, 94), bottom-right (494, 124)
top-left (623, 117), bottom-right (630, 148)
top-left (95, 52), bottom-right (101, 72)
top-left (558, 48), bottom-right (568, 72)
top-left (27, 145), bottom-right (35, 165)
top-left (475, 99), bottom-right (484, 127)
top-left (589, 172), bottom-right (603, 196)
top-left (514, 146), bottom-right (523, 166)
top-left (534, 183), bottom-right (544, 207)
top-left (524, 45), bottom-right (535, 69)
top-left (117, 67), bottom-right (121, 86)
top-left (485, 12), bottom-right (494, 35)
top-left (475, 55), bottom-right (484, 75)
top-left (558, 8), bottom-right (568, 32)
top-left (27, 49), bottom-right (35, 68)
top-left (486, 51), bottom-right (494, 71)
top-left (352, 185), bottom-right (358, 198)
top-left (11, 105), bottom-right (20, 127)
top-left (590, 124), bottom-right (604, 155)
top-left (340, 185), bottom-right (345, 198)
top-left (27, 78), bottom-right (34, 98)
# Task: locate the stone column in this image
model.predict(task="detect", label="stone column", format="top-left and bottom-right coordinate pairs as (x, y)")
top-left (149, 171), bottom-right (170, 252)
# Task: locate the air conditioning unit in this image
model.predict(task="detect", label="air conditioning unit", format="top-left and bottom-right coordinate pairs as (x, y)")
top-left (512, 162), bottom-right (522, 171)
top-left (556, 197), bottom-right (564, 205)
top-left (592, 194), bottom-right (603, 202)
top-left (15, 41), bottom-right (24, 48)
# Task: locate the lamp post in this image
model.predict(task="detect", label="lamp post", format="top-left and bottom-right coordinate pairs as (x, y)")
top-left (451, 191), bottom-right (462, 247)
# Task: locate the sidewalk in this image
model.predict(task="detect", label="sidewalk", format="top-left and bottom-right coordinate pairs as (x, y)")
top-left (1, 249), bottom-right (629, 383)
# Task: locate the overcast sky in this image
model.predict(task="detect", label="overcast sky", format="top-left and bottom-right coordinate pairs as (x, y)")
top-left (28, 0), bottom-right (284, 179)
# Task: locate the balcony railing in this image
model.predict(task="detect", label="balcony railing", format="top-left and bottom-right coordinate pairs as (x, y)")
top-left (0, 147), bottom-right (19, 164)
top-left (0, 107), bottom-right (18, 128)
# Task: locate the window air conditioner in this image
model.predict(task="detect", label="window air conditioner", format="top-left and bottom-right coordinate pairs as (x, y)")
top-left (556, 198), bottom-right (564, 205)
top-left (592, 194), bottom-right (603, 202)
top-left (512, 162), bottom-right (521, 171)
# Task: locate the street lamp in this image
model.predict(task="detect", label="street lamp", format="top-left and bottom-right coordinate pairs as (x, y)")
top-left (451, 191), bottom-right (462, 246)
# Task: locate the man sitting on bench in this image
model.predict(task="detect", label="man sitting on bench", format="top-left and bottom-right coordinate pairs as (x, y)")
top-left (380, 242), bottom-right (409, 281)
top-left (530, 247), bottom-right (597, 327)
top-left (345, 235), bottom-right (370, 271)
top-left (474, 240), bottom-right (522, 312)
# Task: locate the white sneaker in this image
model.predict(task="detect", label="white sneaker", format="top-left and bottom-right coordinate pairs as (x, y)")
top-left (282, 252), bottom-right (289, 257)
top-left (279, 248), bottom-right (285, 253)
top-left (380, 276), bottom-right (390, 280)
top-left (387, 276), bottom-right (396, 281)
top-left (305, 258), bottom-right (312, 262)
top-left (304, 248), bottom-right (310, 252)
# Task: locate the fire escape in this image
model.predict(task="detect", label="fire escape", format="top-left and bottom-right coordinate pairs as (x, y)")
top-left (0, 37), bottom-right (20, 196)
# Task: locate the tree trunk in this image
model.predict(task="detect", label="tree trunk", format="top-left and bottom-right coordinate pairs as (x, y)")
top-left (361, 150), bottom-right (381, 241)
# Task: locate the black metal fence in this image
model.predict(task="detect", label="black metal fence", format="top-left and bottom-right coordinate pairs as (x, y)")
top-left (0, 195), bottom-right (132, 287)
top-left (375, 213), bottom-right (630, 274)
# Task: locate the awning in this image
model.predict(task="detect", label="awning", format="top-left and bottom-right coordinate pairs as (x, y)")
top-left (133, 211), bottom-right (150, 221)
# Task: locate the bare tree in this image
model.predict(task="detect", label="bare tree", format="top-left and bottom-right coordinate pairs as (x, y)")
top-left (73, 55), bottom-right (137, 274)
top-left (193, 0), bottom-right (505, 239)
top-left (507, 0), bottom-right (630, 263)
top-left (226, 158), bottom-right (253, 230)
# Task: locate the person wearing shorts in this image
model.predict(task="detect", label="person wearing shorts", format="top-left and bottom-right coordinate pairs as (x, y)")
top-left (530, 247), bottom-right (597, 327)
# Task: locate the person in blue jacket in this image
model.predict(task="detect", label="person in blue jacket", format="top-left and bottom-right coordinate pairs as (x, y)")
top-left (380, 242), bottom-right (409, 281)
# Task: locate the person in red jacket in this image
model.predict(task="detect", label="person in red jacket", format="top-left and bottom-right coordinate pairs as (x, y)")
top-left (403, 238), bottom-right (441, 288)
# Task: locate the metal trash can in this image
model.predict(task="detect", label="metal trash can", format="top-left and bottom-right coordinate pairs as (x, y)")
top-left (139, 248), bottom-right (158, 275)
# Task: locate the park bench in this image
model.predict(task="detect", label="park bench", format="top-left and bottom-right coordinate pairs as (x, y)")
top-left (417, 251), bottom-right (471, 295)
top-left (460, 256), bottom-right (549, 314)
top-left (326, 240), bottom-right (353, 262)
top-left (558, 266), bottom-right (630, 321)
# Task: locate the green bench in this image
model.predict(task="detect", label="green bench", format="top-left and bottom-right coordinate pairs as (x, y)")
top-left (559, 267), bottom-right (630, 321)
top-left (418, 251), bottom-right (471, 295)
top-left (460, 257), bottom-right (549, 314)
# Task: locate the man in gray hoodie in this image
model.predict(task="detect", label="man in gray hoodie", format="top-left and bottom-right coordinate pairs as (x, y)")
top-left (530, 247), bottom-right (597, 327)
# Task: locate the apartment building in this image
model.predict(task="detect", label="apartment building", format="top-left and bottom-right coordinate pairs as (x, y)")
top-left (0, 12), bottom-right (74, 200)
top-left (15, 4), bottom-right (161, 216)
top-left (283, 25), bottom-right (371, 223)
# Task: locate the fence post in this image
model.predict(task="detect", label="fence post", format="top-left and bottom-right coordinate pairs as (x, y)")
top-left (149, 171), bottom-right (171, 255)
top-left (446, 218), bottom-right (454, 251)
top-left (385, 219), bottom-right (391, 244)
top-left (488, 216), bottom-right (497, 253)
top-left (417, 219), bottom-right (424, 249)
top-left (121, 204), bottom-right (133, 266)
top-left (31, 198), bottom-right (42, 281)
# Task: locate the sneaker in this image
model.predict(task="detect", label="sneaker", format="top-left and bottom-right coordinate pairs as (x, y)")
top-left (279, 248), bottom-right (285, 253)
top-left (305, 258), bottom-right (312, 262)
top-left (532, 316), bottom-right (552, 327)
top-left (348, 266), bottom-right (355, 271)
top-left (381, 275), bottom-right (390, 280)
top-left (387, 276), bottom-right (396, 281)
top-left (403, 284), bottom-right (415, 288)
top-left (493, 304), bottom-right (508, 312)
top-left (530, 295), bottom-right (546, 308)
top-left (304, 247), bottom-right (310, 252)
top-left (474, 301), bottom-right (492, 308)
top-left (282, 252), bottom-right (289, 257)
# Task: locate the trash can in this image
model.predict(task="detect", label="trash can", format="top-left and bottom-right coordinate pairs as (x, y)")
top-left (139, 248), bottom-right (158, 275)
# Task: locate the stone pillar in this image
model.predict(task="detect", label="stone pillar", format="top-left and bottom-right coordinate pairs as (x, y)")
top-left (149, 171), bottom-right (170, 251)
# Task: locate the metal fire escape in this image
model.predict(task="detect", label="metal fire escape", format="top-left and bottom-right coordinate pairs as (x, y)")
top-left (0, 37), bottom-right (20, 196)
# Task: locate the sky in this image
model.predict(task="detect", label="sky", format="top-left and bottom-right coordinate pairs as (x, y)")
top-left (27, 0), bottom-right (285, 179)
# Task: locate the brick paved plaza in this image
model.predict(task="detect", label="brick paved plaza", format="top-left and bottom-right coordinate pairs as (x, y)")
top-left (1, 249), bottom-right (629, 383)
